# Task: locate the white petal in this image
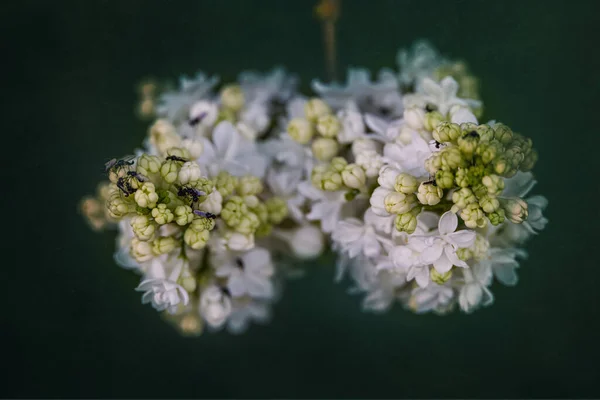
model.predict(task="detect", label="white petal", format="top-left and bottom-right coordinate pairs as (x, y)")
top-left (433, 252), bottom-right (453, 273)
top-left (212, 121), bottom-right (238, 159)
top-left (446, 230), bottom-right (476, 248)
top-left (438, 211), bottom-right (458, 235)
top-left (420, 242), bottom-right (444, 264)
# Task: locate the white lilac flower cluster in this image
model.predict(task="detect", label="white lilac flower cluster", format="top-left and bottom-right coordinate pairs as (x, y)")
top-left (81, 41), bottom-right (548, 336)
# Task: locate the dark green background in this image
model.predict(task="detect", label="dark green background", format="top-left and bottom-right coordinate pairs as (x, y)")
top-left (3, 0), bottom-right (600, 397)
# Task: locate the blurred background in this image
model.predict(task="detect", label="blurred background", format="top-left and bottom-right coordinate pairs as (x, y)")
top-left (3, 0), bottom-right (599, 397)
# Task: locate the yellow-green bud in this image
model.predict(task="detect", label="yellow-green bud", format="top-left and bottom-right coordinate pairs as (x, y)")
top-left (330, 157), bottom-right (348, 172)
top-left (341, 164), bottom-right (366, 189)
top-left (482, 175), bottom-right (505, 196)
top-left (479, 194), bottom-right (500, 213)
top-left (425, 153), bottom-right (442, 175)
top-left (454, 168), bottom-right (469, 188)
top-left (174, 205), bottom-right (194, 226)
top-left (395, 211), bottom-right (418, 234)
top-left (131, 238), bottom-right (154, 262)
top-left (220, 84), bottom-right (245, 111)
top-left (221, 196), bottom-right (247, 227)
top-left (190, 216), bottom-right (216, 232)
top-left (417, 182), bottom-right (443, 205)
top-left (151, 203), bottom-right (174, 224)
top-left (433, 122), bottom-right (461, 143)
top-left (473, 124), bottom-right (495, 142)
top-left (471, 235), bottom-right (490, 261)
top-left (520, 149), bottom-right (538, 172)
top-left (476, 141), bottom-right (503, 164)
top-left (149, 119), bottom-right (180, 155)
top-left (456, 248), bottom-right (472, 261)
top-left (287, 118), bottom-right (314, 144)
top-left (488, 209), bottom-right (506, 226)
top-left (431, 268), bottom-right (453, 285)
top-left (472, 183), bottom-right (488, 199)
top-left (133, 182), bottom-right (158, 209)
top-left (394, 173), bottom-right (418, 194)
top-left (501, 198), bottom-right (528, 224)
top-left (137, 154), bottom-right (161, 175)
top-left (130, 214), bottom-right (157, 241)
top-left (237, 175), bottom-right (263, 196)
top-left (152, 236), bottom-right (177, 255)
top-left (160, 160), bottom-right (181, 184)
top-left (493, 123), bottom-right (513, 145)
top-left (319, 170), bottom-right (343, 191)
top-left (252, 202), bottom-right (269, 223)
top-left (178, 162), bottom-right (203, 185)
top-left (312, 138), bottom-right (339, 161)
top-left (265, 197), bottom-right (288, 224)
top-left (214, 171), bottom-right (237, 198)
top-left (435, 170), bottom-right (455, 189)
top-left (107, 196), bottom-right (136, 219)
top-left (385, 192), bottom-right (417, 214)
top-left (236, 212), bottom-right (260, 234)
top-left (316, 114), bottom-right (341, 138)
top-left (452, 187), bottom-right (477, 210)
top-left (423, 111), bottom-right (444, 131)
top-left (440, 147), bottom-right (465, 170)
top-left (457, 131), bottom-right (479, 156)
top-left (183, 226), bottom-right (210, 250)
top-left (460, 203), bottom-right (487, 228)
top-left (304, 98), bottom-right (331, 122)
top-left (166, 147), bottom-right (190, 160)
top-left (241, 195), bottom-right (259, 208)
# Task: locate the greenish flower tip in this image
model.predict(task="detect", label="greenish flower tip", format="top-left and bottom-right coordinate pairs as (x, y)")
top-left (134, 182), bottom-right (159, 209)
top-left (395, 173), bottom-right (418, 194)
top-left (137, 154), bottom-right (161, 175)
top-left (316, 114), bottom-right (341, 138)
top-left (395, 211), bottom-right (418, 234)
top-left (266, 197), bottom-right (289, 225)
top-left (459, 203), bottom-right (487, 228)
top-left (287, 117), bottom-right (314, 144)
top-left (131, 214), bottom-right (157, 241)
top-left (131, 238), bottom-right (154, 262)
top-left (341, 164), bottom-right (366, 189)
top-left (440, 147), bottom-right (465, 170)
top-left (501, 197), bottom-right (528, 224)
top-left (221, 196), bottom-right (248, 228)
top-left (174, 205), bottom-right (194, 226)
top-left (431, 268), bottom-right (453, 285)
top-left (457, 131), bottom-right (479, 155)
top-left (151, 203), bottom-right (174, 225)
top-left (481, 175), bottom-right (504, 196)
top-left (304, 98), bottom-right (331, 122)
top-left (190, 215), bottom-right (216, 232)
top-left (184, 226), bottom-right (210, 250)
top-left (166, 147), bottom-right (190, 160)
top-left (160, 160), bottom-right (182, 184)
top-left (435, 170), bottom-right (454, 189)
top-left (236, 212), bottom-right (260, 234)
top-left (220, 84), bottom-right (245, 111)
top-left (312, 137), bottom-right (339, 161)
top-left (487, 209), bottom-right (506, 226)
top-left (330, 157), bottom-right (348, 172)
top-left (417, 182), bottom-right (443, 206)
top-left (452, 187), bottom-right (477, 210)
top-left (152, 236), bottom-right (177, 255)
top-left (433, 122), bottom-right (461, 143)
top-left (423, 110), bottom-right (445, 131)
top-left (385, 192), bottom-right (417, 214)
top-left (318, 169), bottom-right (343, 191)
top-left (237, 175), bottom-right (263, 196)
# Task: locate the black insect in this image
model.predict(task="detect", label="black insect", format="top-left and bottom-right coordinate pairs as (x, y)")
top-left (425, 103), bottom-right (437, 112)
top-left (177, 186), bottom-right (206, 203)
top-left (166, 155), bottom-right (188, 162)
top-left (432, 140), bottom-right (442, 149)
top-left (126, 171), bottom-right (149, 182)
top-left (194, 210), bottom-right (216, 219)
top-left (104, 155), bottom-right (135, 172)
top-left (466, 130), bottom-right (480, 138)
top-left (116, 177), bottom-right (136, 196)
top-left (423, 179), bottom-right (438, 187)
top-left (188, 111), bottom-right (207, 127)
top-left (235, 257), bottom-right (244, 268)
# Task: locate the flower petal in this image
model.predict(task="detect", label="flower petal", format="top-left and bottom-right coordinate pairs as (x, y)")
top-left (446, 230), bottom-right (476, 248)
top-left (438, 211), bottom-right (458, 235)
top-left (433, 252), bottom-right (453, 273)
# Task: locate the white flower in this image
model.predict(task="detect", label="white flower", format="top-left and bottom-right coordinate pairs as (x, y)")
top-left (355, 150), bottom-right (384, 179)
top-left (361, 269), bottom-right (408, 313)
top-left (413, 211), bottom-right (476, 274)
top-left (227, 298), bottom-right (272, 334)
top-left (197, 121), bottom-right (268, 178)
top-left (404, 76), bottom-right (481, 116)
top-left (157, 72), bottom-right (219, 122)
top-left (449, 105), bottom-right (478, 124)
top-left (459, 262), bottom-right (494, 313)
top-left (312, 68), bottom-right (403, 118)
top-left (266, 166), bottom-right (306, 223)
top-left (364, 113), bottom-right (404, 143)
top-left (198, 190), bottom-right (223, 215)
top-left (481, 247), bottom-right (528, 286)
top-left (298, 181), bottom-right (347, 234)
top-left (388, 239), bottom-right (431, 287)
top-left (239, 102), bottom-right (270, 136)
top-left (188, 100), bottom-right (219, 128)
top-left (199, 285), bottom-right (233, 328)
top-left (410, 283), bottom-right (454, 314)
top-left (136, 278), bottom-right (189, 314)
top-left (336, 103), bottom-right (365, 143)
top-left (332, 218), bottom-right (386, 259)
top-left (383, 130), bottom-right (432, 178)
top-left (260, 133), bottom-right (313, 176)
top-left (238, 67), bottom-right (297, 105)
top-left (397, 40), bottom-right (444, 90)
top-left (215, 248), bottom-right (275, 298)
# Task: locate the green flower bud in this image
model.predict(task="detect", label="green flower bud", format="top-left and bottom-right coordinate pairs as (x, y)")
top-left (236, 212), bottom-right (260, 234)
top-left (454, 168), bottom-right (470, 188)
top-left (472, 183), bottom-right (488, 199)
top-left (479, 194), bottom-right (500, 213)
top-left (456, 248), bottom-right (472, 261)
top-left (425, 153), bottom-right (442, 175)
top-left (476, 140), bottom-right (503, 164)
top-left (311, 164), bottom-right (328, 188)
top-left (417, 182), bottom-right (444, 205)
top-left (183, 225), bottom-right (210, 250)
top-left (312, 137), bottom-right (339, 161)
top-left (316, 114), bottom-right (341, 138)
top-left (520, 149), bottom-right (538, 172)
top-left (452, 187), bottom-right (477, 210)
top-left (220, 84), bottom-right (245, 111)
top-left (287, 118), bottom-right (314, 144)
top-left (237, 175), bottom-right (263, 196)
top-left (460, 203), bottom-right (487, 228)
top-left (341, 164), bottom-right (366, 189)
top-left (431, 268), bottom-right (453, 285)
top-left (394, 173), bottom-right (418, 194)
top-left (151, 203), bottom-right (174, 224)
top-left (423, 111), bottom-right (444, 131)
top-left (137, 154), bottom-right (161, 175)
top-left (266, 197), bottom-right (288, 224)
top-left (174, 205), bottom-right (194, 226)
top-left (149, 119), bottom-right (180, 155)
top-left (255, 222), bottom-right (273, 237)
top-left (435, 170), bottom-right (455, 189)
top-left (166, 147), bottom-right (190, 160)
top-left (217, 107), bottom-right (236, 123)
top-left (131, 238), bottom-right (154, 262)
top-left (493, 123), bottom-right (514, 145)
top-left (395, 211), bottom-right (418, 234)
top-left (318, 169), bottom-right (343, 191)
top-left (433, 122), bottom-right (461, 143)
top-left (482, 175), bottom-right (505, 196)
top-left (304, 98), bottom-right (331, 122)
top-left (214, 171), bottom-right (237, 198)
top-left (242, 195), bottom-right (259, 208)
top-left (130, 214), bottom-right (157, 241)
top-left (473, 124), bottom-right (495, 142)
top-left (330, 157), bottom-right (348, 172)
top-left (160, 160), bottom-right (181, 184)
top-left (134, 182), bottom-right (159, 208)
top-left (221, 196), bottom-right (248, 227)
top-left (107, 195), bottom-right (136, 219)
top-left (178, 162), bottom-right (203, 185)
top-left (440, 147), bottom-right (465, 170)
top-left (457, 131), bottom-right (480, 156)
top-left (493, 157), bottom-right (508, 175)
top-left (152, 236), bottom-right (177, 255)
top-left (501, 197), bottom-right (528, 224)
top-left (472, 235), bottom-right (490, 260)
top-left (190, 216), bottom-right (216, 232)
top-left (487, 209), bottom-right (506, 226)
top-left (385, 192), bottom-right (417, 214)
top-left (252, 202), bottom-right (269, 224)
